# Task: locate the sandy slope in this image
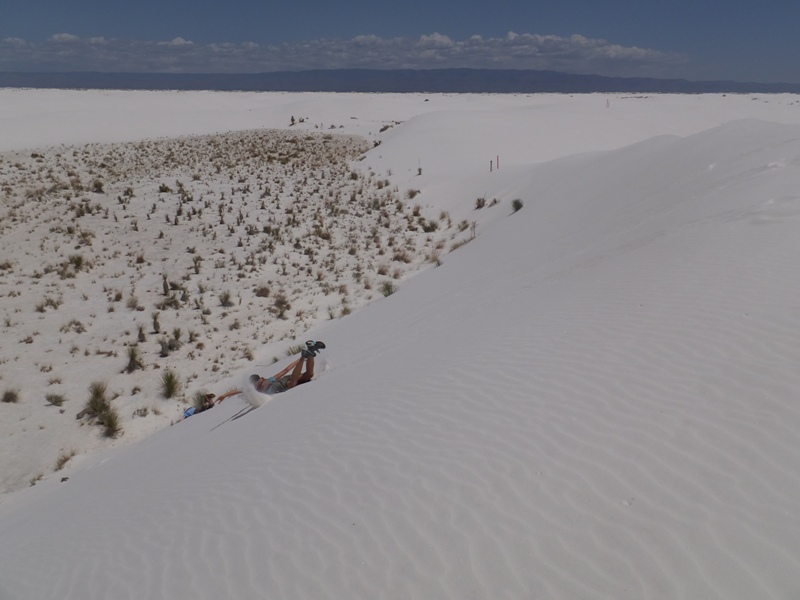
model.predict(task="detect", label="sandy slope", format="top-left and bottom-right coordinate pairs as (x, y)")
top-left (1, 91), bottom-right (800, 599)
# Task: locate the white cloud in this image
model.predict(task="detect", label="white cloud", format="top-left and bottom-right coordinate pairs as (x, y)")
top-left (0, 32), bottom-right (689, 77)
top-left (416, 33), bottom-right (455, 49)
top-left (159, 37), bottom-right (193, 46)
top-left (49, 33), bottom-right (81, 43)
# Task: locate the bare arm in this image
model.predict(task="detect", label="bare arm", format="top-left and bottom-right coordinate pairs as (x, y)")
top-left (214, 389), bottom-right (241, 403)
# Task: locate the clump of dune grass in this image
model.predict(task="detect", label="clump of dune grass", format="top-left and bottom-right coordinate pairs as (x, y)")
top-left (99, 408), bottom-right (121, 438)
top-left (85, 381), bottom-right (110, 417)
top-left (125, 345), bottom-right (145, 373)
top-left (286, 344), bottom-right (303, 356)
top-left (160, 369), bottom-right (182, 399)
top-left (218, 290), bottom-right (234, 307)
top-left (45, 393), bottom-right (67, 407)
top-left (380, 281), bottom-right (397, 297)
top-left (80, 381), bottom-right (122, 438)
top-left (55, 449), bottom-right (76, 471)
top-left (2, 388), bottom-right (20, 403)
top-left (192, 389), bottom-right (211, 411)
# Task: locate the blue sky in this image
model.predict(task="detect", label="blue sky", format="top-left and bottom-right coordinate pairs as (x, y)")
top-left (1, 0), bottom-right (798, 83)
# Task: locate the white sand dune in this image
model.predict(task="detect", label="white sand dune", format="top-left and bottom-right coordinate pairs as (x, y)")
top-left (1, 91), bottom-right (800, 599)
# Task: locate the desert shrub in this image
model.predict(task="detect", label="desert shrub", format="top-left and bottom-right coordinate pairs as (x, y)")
top-left (55, 450), bottom-right (76, 471)
top-left (512, 198), bottom-right (524, 213)
top-left (451, 238), bottom-right (472, 252)
top-left (272, 293), bottom-right (291, 318)
top-left (160, 369), bottom-right (182, 399)
top-left (156, 295), bottom-right (181, 310)
top-left (219, 290), bottom-right (234, 307)
top-left (60, 319), bottom-right (86, 334)
top-left (68, 254), bottom-right (86, 271)
top-left (380, 281), bottom-right (397, 297)
top-left (313, 226), bottom-right (332, 241)
top-left (2, 388), bottom-right (20, 403)
top-left (36, 295), bottom-right (62, 313)
top-left (421, 219), bottom-right (438, 233)
top-left (126, 294), bottom-right (140, 310)
top-left (475, 197), bottom-right (486, 210)
top-left (77, 230), bottom-right (94, 247)
top-left (45, 393), bottom-right (67, 406)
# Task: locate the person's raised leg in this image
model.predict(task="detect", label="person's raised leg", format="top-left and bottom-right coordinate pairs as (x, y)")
top-left (287, 357), bottom-right (307, 388)
top-left (298, 356), bottom-right (315, 385)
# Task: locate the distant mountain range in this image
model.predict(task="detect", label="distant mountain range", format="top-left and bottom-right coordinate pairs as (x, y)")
top-left (2, 69), bottom-right (799, 94)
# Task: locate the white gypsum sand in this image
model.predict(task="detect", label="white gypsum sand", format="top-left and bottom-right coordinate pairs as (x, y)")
top-left (1, 90), bottom-right (800, 599)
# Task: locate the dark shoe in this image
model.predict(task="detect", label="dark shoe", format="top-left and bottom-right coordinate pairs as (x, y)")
top-left (305, 340), bottom-right (326, 352)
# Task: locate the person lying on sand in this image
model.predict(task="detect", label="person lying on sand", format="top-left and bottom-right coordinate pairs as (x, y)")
top-left (184, 341), bottom-right (326, 417)
top-left (182, 393), bottom-right (221, 419)
top-left (251, 341), bottom-right (325, 395)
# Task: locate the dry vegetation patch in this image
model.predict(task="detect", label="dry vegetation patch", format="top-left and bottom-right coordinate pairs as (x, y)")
top-left (0, 127), bottom-right (462, 492)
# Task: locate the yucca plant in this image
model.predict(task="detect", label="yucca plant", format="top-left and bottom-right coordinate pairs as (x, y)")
top-left (100, 407), bottom-right (121, 438)
top-left (85, 381), bottom-right (109, 417)
top-left (160, 369), bottom-right (182, 399)
top-left (192, 389), bottom-right (210, 411)
top-left (125, 345), bottom-right (145, 373)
